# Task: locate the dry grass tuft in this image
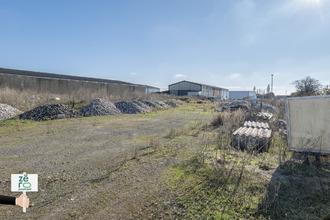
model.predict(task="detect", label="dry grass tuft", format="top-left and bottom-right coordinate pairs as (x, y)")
top-left (211, 110), bottom-right (245, 131)
top-left (0, 87), bottom-right (169, 111)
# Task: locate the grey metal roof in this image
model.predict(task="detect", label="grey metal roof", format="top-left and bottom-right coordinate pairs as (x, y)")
top-left (169, 80), bottom-right (228, 91)
top-left (0, 67), bottom-right (141, 86)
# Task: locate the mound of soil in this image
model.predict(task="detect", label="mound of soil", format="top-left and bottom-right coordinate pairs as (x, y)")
top-left (20, 104), bottom-right (83, 121)
top-left (0, 103), bottom-right (23, 120)
top-left (80, 99), bottom-right (122, 116)
top-left (114, 101), bottom-right (150, 114)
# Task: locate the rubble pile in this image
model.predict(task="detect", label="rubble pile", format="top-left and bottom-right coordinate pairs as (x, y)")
top-left (0, 103), bottom-right (23, 120)
top-left (155, 101), bottom-right (168, 108)
top-left (80, 99), bottom-right (122, 116)
top-left (221, 100), bottom-right (250, 112)
top-left (20, 104), bottom-right (83, 121)
top-left (140, 100), bottom-right (161, 109)
top-left (114, 101), bottom-right (150, 114)
top-left (165, 101), bottom-right (180, 108)
top-left (261, 104), bottom-right (277, 113)
top-left (130, 101), bottom-right (152, 113)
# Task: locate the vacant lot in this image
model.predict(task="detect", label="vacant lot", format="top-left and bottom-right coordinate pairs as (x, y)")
top-left (1, 103), bottom-right (329, 219)
top-left (0, 103), bottom-right (214, 219)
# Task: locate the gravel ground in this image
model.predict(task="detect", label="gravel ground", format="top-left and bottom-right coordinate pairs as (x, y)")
top-left (114, 101), bottom-right (150, 114)
top-left (0, 104), bottom-right (214, 219)
top-left (0, 103), bottom-right (22, 120)
top-left (80, 99), bottom-right (122, 116)
top-left (20, 104), bottom-right (83, 121)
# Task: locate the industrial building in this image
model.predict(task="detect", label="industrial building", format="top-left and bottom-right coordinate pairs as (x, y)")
top-left (168, 81), bottom-right (229, 100)
top-left (145, 86), bottom-right (160, 93)
top-left (0, 67), bottom-right (159, 96)
top-left (229, 91), bottom-right (256, 100)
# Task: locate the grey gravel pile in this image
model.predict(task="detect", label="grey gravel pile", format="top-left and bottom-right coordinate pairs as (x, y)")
top-left (165, 101), bottom-right (180, 108)
top-left (80, 99), bottom-right (121, 116)
top-left (0, 103), bottom-right (23, 120)
top-left (114, 101), bottom-right (150, 114)
top-left (155, 101), bottom-right (168, 108)
top-left (130, 101), bottom-right (152, 113)
top-left (20, 104), bottom-right (83, 121)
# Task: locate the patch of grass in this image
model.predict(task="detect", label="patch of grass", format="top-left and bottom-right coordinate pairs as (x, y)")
top-left (165, 153), bottom-right (268, 219)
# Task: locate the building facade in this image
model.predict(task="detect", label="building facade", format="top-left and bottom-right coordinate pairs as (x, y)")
top-left (169, 81), bottom-right (229, 100)
top-left (229, 91), bottom-right (257, 100)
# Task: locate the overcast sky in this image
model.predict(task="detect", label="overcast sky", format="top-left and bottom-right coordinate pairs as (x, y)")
top-left (1, 0), bottom-right (329, 95)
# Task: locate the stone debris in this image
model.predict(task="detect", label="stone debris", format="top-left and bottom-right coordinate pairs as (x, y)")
top-left (80, 99), bottom-right (122, 116)
top-left (20, 104), bottom-right (83, 121)
top-left (140, 100), bottom-right (162, 109)
top-left (114, 101), bottom-right (150, 114)
top-left (274, 119), bottom-right (287, 130)
top-left (221, 100), bottom-right (250, 112)
top-left (0, 103), bottom-right (23, 120)
top-left (130, 101), bottom-right (152, 113)
top-left (165, 101), bottom-right (180, 108)
top-left (155, 101), bottom-right (168, 108)
top-left (261, 104), bottom-right (277, 113)
top-left (28, 94), bottom-right (40, 100)
top-left (257, 112), bottom-right (273, 120)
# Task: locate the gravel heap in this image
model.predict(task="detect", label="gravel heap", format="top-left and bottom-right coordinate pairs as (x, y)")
top-left (140, 100), bottom-right (159, 108)
top-left (80, 99), bottom-right (122, 116)
top-left (20, 104), bottom-right (83, 121)
top-left (165, 101), bottom-right (180, 108)
top-left (0, 103), bottom-right (23, 120)
top-left (131, 101), bottom-right (152, 113)
top-left (155, 101), bottom-right (168, 108)
top-left (114, 101), bottom-right (150, 114)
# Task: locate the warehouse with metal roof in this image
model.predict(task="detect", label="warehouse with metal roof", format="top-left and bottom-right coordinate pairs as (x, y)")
top-left (168, 80), bottom-right (229, 100)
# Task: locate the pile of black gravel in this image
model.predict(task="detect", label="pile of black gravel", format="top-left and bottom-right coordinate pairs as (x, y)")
top-left (80, 99), bottom-right (122, 116)
top-left (114, 101), bottom-right (150, 114)
top-left (20, 104), bottom-right (83, 121)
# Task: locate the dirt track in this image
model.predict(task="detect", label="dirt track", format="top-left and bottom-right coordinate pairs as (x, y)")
top-left (0, 105), bottom-right (214, 219)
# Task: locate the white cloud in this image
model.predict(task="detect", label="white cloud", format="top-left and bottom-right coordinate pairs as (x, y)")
top-left (174, 74), bottom-right (187, 78)
top-left (130, 72), bottom-right (138, 76)
top-left (229, 73), bottom-right (241, 79)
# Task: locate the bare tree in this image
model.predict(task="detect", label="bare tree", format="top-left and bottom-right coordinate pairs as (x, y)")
top-left (292, 76), bottom-right (322, 97)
